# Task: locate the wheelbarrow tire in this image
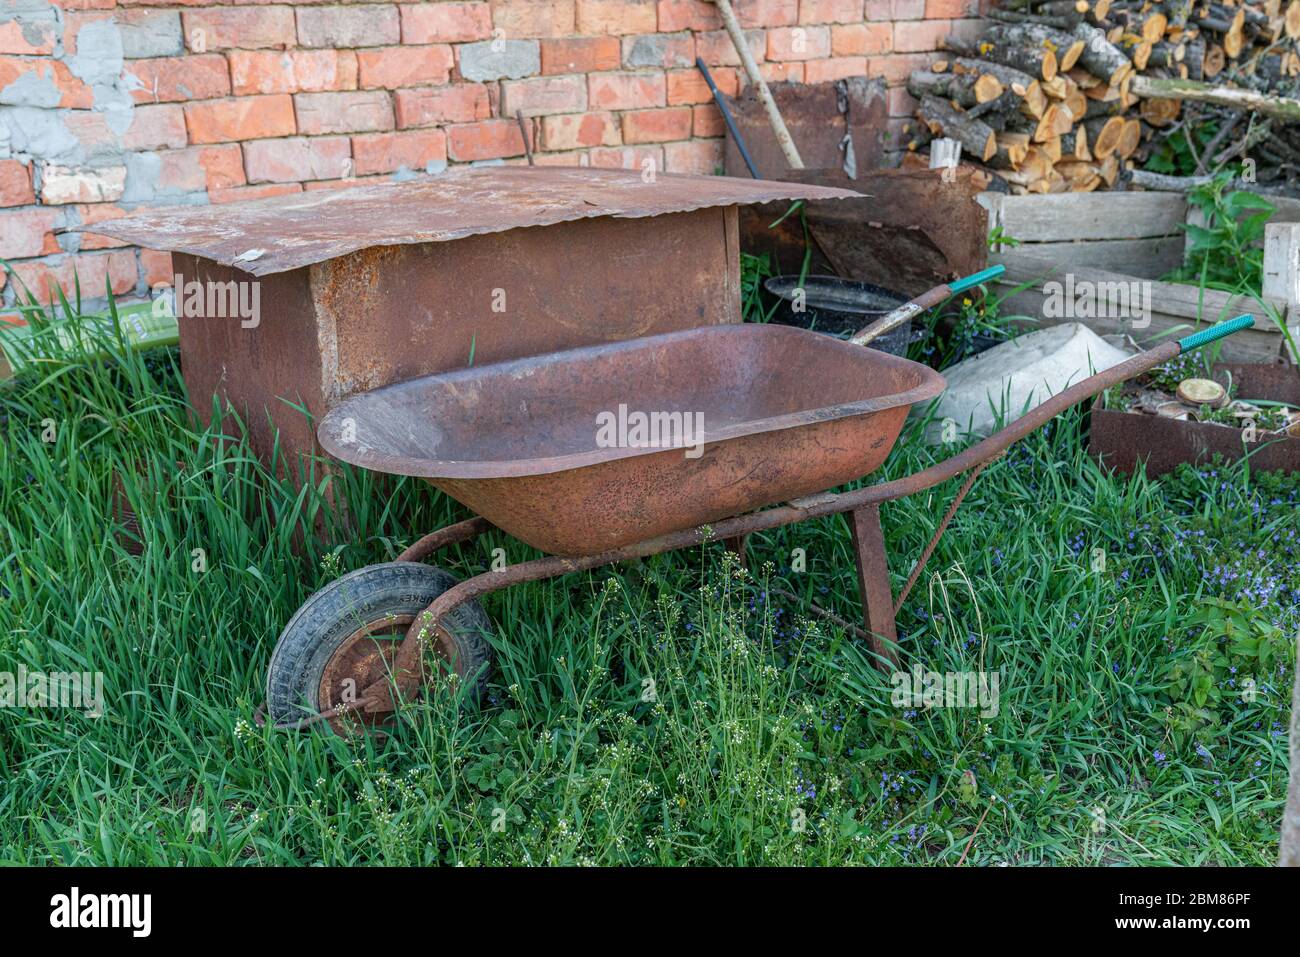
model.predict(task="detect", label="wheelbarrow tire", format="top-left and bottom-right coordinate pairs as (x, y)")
top-left (266, 561), bottom-right (493, 731)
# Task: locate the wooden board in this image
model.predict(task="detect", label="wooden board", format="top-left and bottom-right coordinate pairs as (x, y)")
top-left (979, 191), bottom-right (1188, 242)
top-left (996, 236), bottom-right (1184, 278)
top-left (991, 251), bottom-right (1291, 363)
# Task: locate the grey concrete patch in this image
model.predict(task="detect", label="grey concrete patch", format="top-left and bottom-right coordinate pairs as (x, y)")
top-left (457, 40), bottom-right (539, 82)
top-left (0, 105), bottom-right (82, 163)
top-left (623, 32), bottom-right (693, 69)
top-left (116, 11), bottom-right (183, 59)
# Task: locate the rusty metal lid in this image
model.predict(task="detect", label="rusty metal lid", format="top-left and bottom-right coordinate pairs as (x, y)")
top-left (84, 166), bottom-right (862, 277)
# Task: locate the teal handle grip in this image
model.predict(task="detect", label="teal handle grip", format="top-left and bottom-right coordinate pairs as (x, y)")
top-left (948, 264), bottom-right (1005, 294)
top-left (1177, 314), bottom-right (1255, 353)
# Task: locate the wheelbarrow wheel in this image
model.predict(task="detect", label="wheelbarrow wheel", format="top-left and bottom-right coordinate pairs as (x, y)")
top-left (266, 562), bottom-right (493, 735)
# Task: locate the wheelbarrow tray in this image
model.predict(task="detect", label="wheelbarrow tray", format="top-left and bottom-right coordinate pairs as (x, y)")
top-left (319, 324), bottom-right (945, 556)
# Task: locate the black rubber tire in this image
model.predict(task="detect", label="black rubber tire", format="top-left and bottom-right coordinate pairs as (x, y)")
top-left (266, 562), bottom-right (493, 729)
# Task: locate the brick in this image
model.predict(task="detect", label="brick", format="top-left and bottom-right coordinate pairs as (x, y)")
top-left (75, 203), bottom-right (130, 250)
top-left (692, 103), bottom-right (723, 136)
top-left (948, 17), bottom-right (985, 45)
top-left (492, 0), bottom-right (575, 36)
top-left (539, 110), bottom-right (619, 150)
top-left (445, 119), bottom-right (524, 161)
top-left (184, 95), bottom-right (296, 143)
top-left (141, 248), bottom-right (174, 287)
top-left (357, 45), bottom-right (453, 89)
top-left (0, 208), bottom-right (62, 259)
top-left (40, 165), bottom-right (127, 205)
top-left (0, 19), bottom-right (57, 56)
top-left (867, 52), bottom-right (935, 86)
top-left (400, 3), bottom-right (493, 43)
top-left (61, 112), bottom-right (118, 154)
top-left (541, 37), bottom-right (620, 74)
top-left (125, 54), bottom-right (230, 103)
top-left (760, 61), bottom-right (803, 82)
top-left (118, 104), bottom-right (186, 150)
top-left (588, 144), bottom-right (661, 171)
top-left (621, 106), bottom-right (691, 144)
top-left (887, 84), bottom-right (917, 117)
top-left (588, 71), bottom-right (664, 110)
top-left (230, 50), bottom-right (358, 95)
top-left (181, 7), bottom-right (295, 51)
top-left (303, 177), bottom-right (385, 192)
top-left (666, 66), bottom-right (735, 105)
top-left (831, 22), bottom-right (891, 56)
top-left (295, 91), bottom-right (394, 135)
top-left (804, 56), bottom-right (866, 83)
top-left (925, 0), bottom-right (976, 14)
top-left (243, 135), bottom-right (352, 183)
top-left (0, 160), bottom-right (35, 207)
top-left (799, 0), bottom-right (862, 22)
top-left (864, 0), bottom-right (891, 16)
top-left (0, 57), bottom-right (93, 108)
top-left (394, 84), bottom-right (491, 126)
top-left (893, 19), bottom-right (948, 53)
top-left (156, 144), bottom-right (246, 191)
top-left (457, 39), bottom-right (539, 80)
top-left (735, 0), bottom-right (798, 27)
top-left (531, 149), bottom-right (587, 166)
top-left (210, 182), bottom-right (302, 204)
top-left (500, 74), bottom-right (586, 116)
top-left (10, 251), bottom-right (137, 305)
top-left (656, 0), bottom-right (719, 31)
top-left (351, 129), bottom-right (446, 174)
top-left (65, 9), bottom-right (183, 58)
top-left (891, 0), bottom-right (925, 17)
top-left (766, 26), bottom-right (830, 61)
top-left (296, 6), bottom-right (401, 49)
top-left (663, 138), bottom-right (722, 174)
top-left (695, 29), bottom-right (764, 66)
top-left (622, 32), bottom-right (694, 69)
top-left (576, 0), bottom-right (656, 35)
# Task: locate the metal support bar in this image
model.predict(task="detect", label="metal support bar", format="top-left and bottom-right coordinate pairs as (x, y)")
top-left (849, 505), bottom-right (898, 669)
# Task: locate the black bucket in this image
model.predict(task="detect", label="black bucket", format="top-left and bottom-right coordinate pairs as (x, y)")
top-left (762, 275), bottom-right (914, 355)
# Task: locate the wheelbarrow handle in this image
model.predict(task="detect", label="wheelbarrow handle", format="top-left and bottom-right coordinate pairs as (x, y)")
top-left (865, 314), bottom-right (1259, 500)
top-left (849, 264), bottom-right (1007, 348)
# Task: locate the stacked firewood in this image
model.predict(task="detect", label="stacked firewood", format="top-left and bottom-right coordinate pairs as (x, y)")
top-left (902, 0), bottom-right (1300, 194)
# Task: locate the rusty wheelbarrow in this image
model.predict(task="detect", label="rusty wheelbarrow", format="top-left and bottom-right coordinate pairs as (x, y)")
top-left (262, 276), bottom-right (1256, 733)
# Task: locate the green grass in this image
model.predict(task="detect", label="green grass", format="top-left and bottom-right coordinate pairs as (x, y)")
top-left (0, 305), bottom-right (1295, 866)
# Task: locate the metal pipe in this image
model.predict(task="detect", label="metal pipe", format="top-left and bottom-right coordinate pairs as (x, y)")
top-left (712, 0), bottom-right (804, 169)
top-left (696, 57), bottom-right (760, 178)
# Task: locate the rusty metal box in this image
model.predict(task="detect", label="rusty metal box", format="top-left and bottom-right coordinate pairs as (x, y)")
top-left (93, 167), bottom-right (856, 470)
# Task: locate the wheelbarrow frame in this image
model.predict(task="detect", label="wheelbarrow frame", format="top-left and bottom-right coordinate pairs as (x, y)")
top-left (303, 314), bottom-right (1253, 725)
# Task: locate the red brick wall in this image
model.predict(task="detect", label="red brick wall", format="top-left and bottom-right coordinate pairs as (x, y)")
top-left (0, 0), bottom-right (986, 315)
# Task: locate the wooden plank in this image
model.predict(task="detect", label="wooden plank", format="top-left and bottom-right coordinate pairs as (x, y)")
top-left (980, 191), bottom-right (1187, 243)
top-left (991, 250), bottom-right (1288, 363)
top-left (1263, 222), bottom-right (1300, 363)
top-left (996, 288), bottom-right (1284, 363)
top-left (1269, 195), bottom-right (1300, 224)
top-left (1001, 236), bottom-right (1184, 278)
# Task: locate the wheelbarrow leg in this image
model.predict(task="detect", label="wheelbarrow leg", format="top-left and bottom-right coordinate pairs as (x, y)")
top-left (723, 533), bottom-right (748, 567)
top-left (849, 505), bottom-right (899, 670)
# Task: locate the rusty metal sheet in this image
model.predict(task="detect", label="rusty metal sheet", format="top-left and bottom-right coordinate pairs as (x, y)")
top-left (84, 167), bottom-right (861, 277)
top-left (722, 77), bottom-right (887, 180)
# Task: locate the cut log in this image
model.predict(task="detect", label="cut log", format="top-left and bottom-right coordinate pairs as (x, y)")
top-left (1287, 0), bottom-right (1300, 38)
top-left (1074, 21), bottom-right (1134, 84)
top-left (1033, 102), bottom-right (1076, 140)
top-left (986, 21), bottom-right (1086, 72)
top-left (906, 70), bottom-right (1005, 106)
top-left (916, 94), bottom-right (998, 161)
top-left (1131, 74), bottom-right (1300, 120)
top-left (1063, 125), bottom-right (1093, 159)
top-left (1118, 117), bottom-right (1142, 156)
top-left (958, 32), bottom-right (1059, 80)
top-left (1084, 114), bottom-right (1126, 155)
top-left (1139, 95), bottom-right (1182, 125)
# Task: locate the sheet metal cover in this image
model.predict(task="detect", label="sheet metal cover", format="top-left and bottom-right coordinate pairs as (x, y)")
top-left (86, 167), bottom-right (862, 277)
